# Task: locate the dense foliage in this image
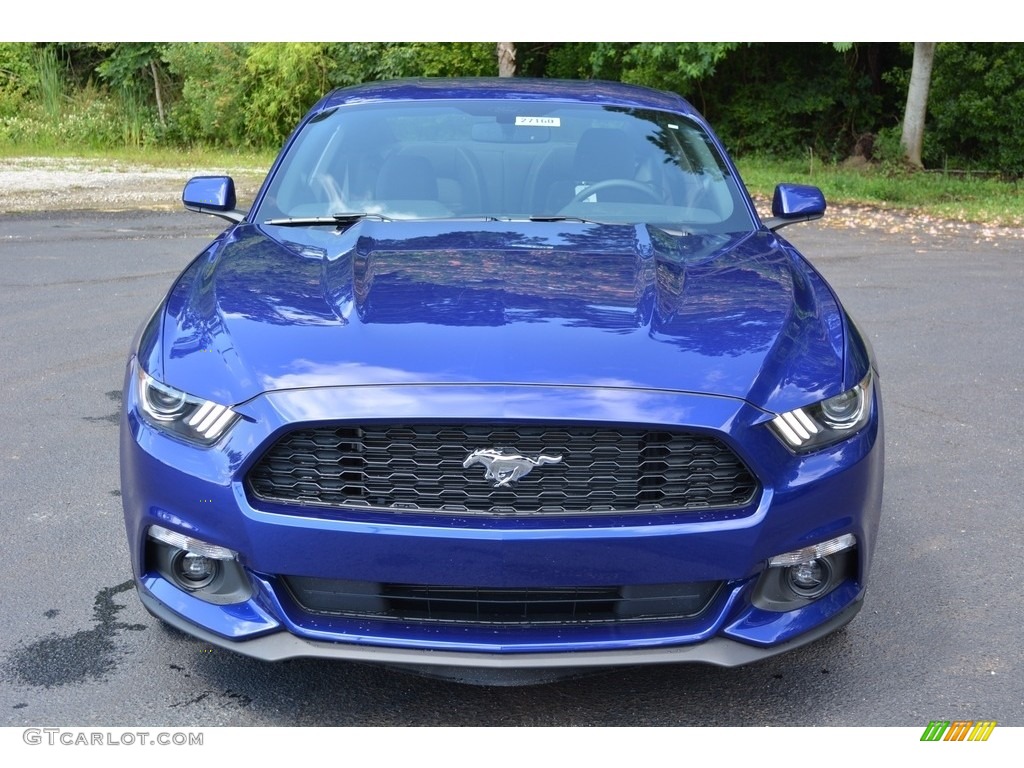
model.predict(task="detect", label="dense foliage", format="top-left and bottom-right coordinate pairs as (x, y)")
top-left (0, 42), bottom-right (1020, 171)
top-left (923, 43), bottom-right (1024, 174)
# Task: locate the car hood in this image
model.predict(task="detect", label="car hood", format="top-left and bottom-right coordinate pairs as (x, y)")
top-left (151, 220), bottom-right (847, 414)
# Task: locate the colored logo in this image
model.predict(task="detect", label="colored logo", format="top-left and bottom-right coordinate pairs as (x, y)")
top-left (920, 721), bottom-right (997, 742)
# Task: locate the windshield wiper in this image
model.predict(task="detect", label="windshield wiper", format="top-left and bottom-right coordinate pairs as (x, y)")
top-left (262, 212), bottom-right (393, 227)
top-left (650, 224), bottom-right (694, 237)
top-left (526, 215), bottom-right (601, 224)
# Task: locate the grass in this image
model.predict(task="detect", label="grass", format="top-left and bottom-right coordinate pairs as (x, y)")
top-left (32, 48), bottom-right (65, 120)
top-left (736, 156), bottom-right (1024, 228)
top-left (0, 144), bottom-right (276, 172)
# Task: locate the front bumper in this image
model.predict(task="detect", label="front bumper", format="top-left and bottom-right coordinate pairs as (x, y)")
top-left (140, 585), bottom-right (862, 674)
top-left (121, 363), bottom-right (883, 672)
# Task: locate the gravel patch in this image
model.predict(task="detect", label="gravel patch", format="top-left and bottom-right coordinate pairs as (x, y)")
top-left (0, 156), bottom-right (267, 214)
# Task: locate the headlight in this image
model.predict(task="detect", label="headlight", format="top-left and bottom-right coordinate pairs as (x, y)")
top-left (770, 372), bottom-right (873, 452)
top-left (137, 368), bottom-right (240, 445)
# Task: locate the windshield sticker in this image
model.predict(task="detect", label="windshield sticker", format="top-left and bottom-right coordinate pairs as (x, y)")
top-left (515, 116), bottom-right (560, 127)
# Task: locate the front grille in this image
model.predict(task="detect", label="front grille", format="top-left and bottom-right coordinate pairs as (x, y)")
top-left (283, 577), bottom-right (722, 625)
top-left (247, 424), bottom-right (758, 515)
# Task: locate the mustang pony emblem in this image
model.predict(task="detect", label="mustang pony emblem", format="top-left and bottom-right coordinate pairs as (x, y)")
top-left (463, 448), bottom-right (564, 487)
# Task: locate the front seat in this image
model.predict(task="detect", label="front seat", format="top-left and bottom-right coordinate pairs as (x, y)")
top-left (375, 153), bottom-right (440, 203)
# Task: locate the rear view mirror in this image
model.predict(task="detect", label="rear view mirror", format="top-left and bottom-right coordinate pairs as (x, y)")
top-left (471, 123), bottom-right (551, 143)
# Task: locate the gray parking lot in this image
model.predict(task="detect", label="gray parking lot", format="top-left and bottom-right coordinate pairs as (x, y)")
top-left (1, 206), bottom-right (1021, 726)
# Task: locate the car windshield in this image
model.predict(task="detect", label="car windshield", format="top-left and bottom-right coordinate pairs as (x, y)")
top-left (256, 99), bottom-right (755, 233)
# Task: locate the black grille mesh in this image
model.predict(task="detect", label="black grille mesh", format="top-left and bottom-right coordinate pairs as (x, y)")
top-left (283, 577), bottom-right (722, 625)
top-left (247, 424), bottom-right (757, 515)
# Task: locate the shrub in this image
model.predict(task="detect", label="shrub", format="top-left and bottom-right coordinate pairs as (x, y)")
top-left (0, 43), bottom-right (38, 117)
top-left (926, 43), bottom-right (1024, 174)
top-left (163, 43), bottom-right (249, 147)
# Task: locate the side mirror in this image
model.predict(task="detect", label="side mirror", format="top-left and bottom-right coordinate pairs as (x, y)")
top-left (183, 176), bottom-right (245, 223)
top-left (763, 184), bottom-right (826, 231)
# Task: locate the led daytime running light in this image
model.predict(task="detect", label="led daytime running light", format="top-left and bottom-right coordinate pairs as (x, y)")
top-left (768, 533), bottom-right (857, 567)
top-left (148, 524), bottom-right (237, 560)
top-left (771, 408), bottom-right (820, 445)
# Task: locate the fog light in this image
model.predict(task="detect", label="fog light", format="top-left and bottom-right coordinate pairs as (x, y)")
top-left (181, 552), bottom-right (216, 581)
top-left (785, 557), bottom-right (833, 598)
top-left (146, 529), bottom-right (253, 605)
top-left (172, 551), bottom-right (219, 589)
top-left (754, 534), bottom-right (858, 611)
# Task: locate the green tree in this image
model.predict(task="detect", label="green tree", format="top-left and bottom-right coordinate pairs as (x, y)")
top-left (242, 43), bottom-right (336, 147)
top-left (162, 42), bottom-right (248, 146)
top-left (0, 42), bottom-right (38, 116)
top-left (926, 42), bottom-right (1024, 173)
top-left (93, 43), bottom-right (169, 126)
top-left (614, 42), bottom-right (739, 94)
top-left (521, 42), bottom-right (737, 97)
top-left (691, 43), bottom-right (905, 159)
top-left (327, 42), bottom-right (495, 85)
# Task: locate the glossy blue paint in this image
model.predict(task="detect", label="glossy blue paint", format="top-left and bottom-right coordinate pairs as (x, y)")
top-left (721, 582), bottom-right (863, 646)
top-left (142, 575), bottom-right (280, 639)
top-left (155, 221), bottom-right (851, 415)
top-left (121, 79), bottom-right (884, 680)
top-left (318, 78), bottom-right (701, 113)
top-left (182, 175), bottom-right (236, 211)
top-left (772, 183), bottom-right (827, 218)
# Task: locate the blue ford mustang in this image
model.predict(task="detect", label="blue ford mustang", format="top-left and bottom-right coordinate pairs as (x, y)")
top-left (120, 78), bottom-right (883, 683)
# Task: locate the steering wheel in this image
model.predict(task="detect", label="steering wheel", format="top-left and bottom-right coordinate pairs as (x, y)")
top-left (570, 179), bottom-right (662, 204)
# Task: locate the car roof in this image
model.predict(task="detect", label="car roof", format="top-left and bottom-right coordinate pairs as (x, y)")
top-left (314, 77), bottom-right (699, 117)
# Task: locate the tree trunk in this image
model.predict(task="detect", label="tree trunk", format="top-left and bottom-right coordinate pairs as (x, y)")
top-left (900, 42), bottom-right (936, 169)
top-left (497, 43), bottom-right (516, 78)
top-left (150, 59), bottom-right (166, 128)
